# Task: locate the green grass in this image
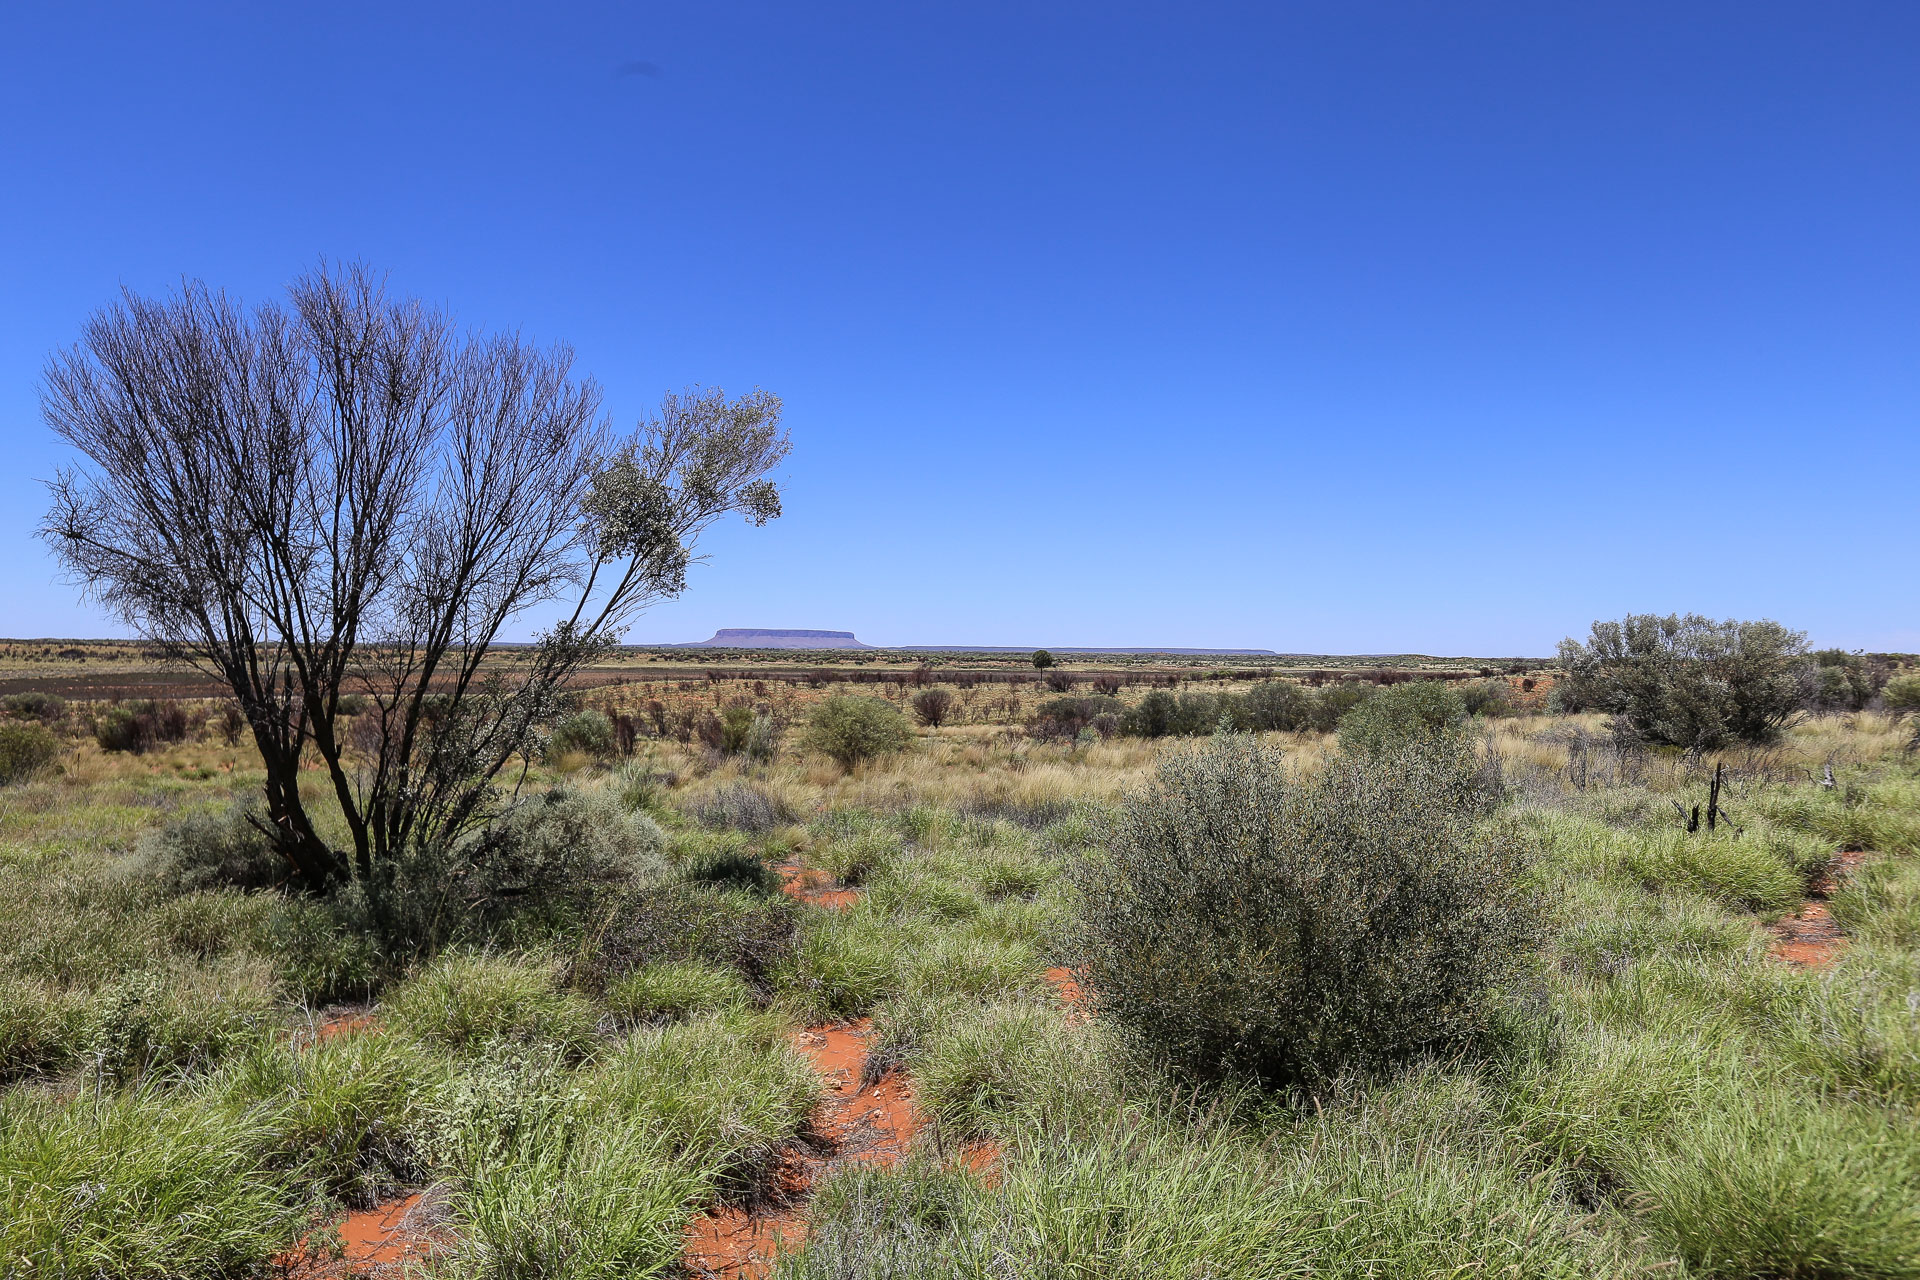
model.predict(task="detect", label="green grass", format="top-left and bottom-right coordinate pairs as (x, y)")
top-left (2, 717), bottom-right (1919, 1278)
top-left (385, 951), bottom-right (600, 1059)
top-left (0, 1086), bottom-right (300, 1276)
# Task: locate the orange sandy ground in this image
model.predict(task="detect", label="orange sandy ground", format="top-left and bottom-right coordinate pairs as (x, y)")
top-left (1769, 848), bottom-right (1870, 968)
top-left (682, 1019), bottom-right (923, 1279)
top-left (275, 1192), bottom-right (447, 1280)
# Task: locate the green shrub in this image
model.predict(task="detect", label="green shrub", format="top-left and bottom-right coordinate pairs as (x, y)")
top-left (386, 952), bottom-right (598, 1057)
top-left (1306, 681), bottom-right (1374, 731)
top-left (1337, 680), bottom-right (1468, 756)
top-left (1241, 681), bottom-right (1315, 732)
top-left (1074, 734), bottom-right (1540, 1085)
top-left (1885, 672), bottom-right (1920, 717)
top-left (1119, 690), bottom-right (1229, 738)
top-left (1556, 613), bottom-right (1807, 747)
top-left (140, 803), bottom-right (286, 893)
top-left (0, 721), bottom-right (59, 785)
top-left (1458, 679), bottom-right (1513, 718)
top-left (803, 695), bottom-right (912, 768)
top-left (91, 700), bottom-right (190, 754)
top-left (547, 709), bottom-right (616, 759)
top-left (571, 884), bottom-right (798, 997)
top-left (604, 960), bottom-right (751, 1024)
top-left (1029, 695), bottom-right (1122, 741)
top-left (454, 786), bottom-right (667, 932)
top-left (1807, 649), bottom-right (1889, 712)
top-left (1, 691), bottom-right (66, 721)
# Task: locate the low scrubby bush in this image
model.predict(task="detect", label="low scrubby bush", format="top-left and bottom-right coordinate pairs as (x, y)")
top-left (1885, 672), bottom-right (1920, 717)
top-left (572, 884), bottom-right (798, 997)
top-left (1240, 681), bottom-right (1314, 731)
top-left (548, 709), bottom-right (617, 760)
top-left (0, 721), bottom-right (59, 785)
top-left (1806, 649), bottom-right (1890, 712)
top-left (1029, 695), bottom-right (1122, 741)
top-left (686, 780), bottom-right (794, 834)
top-left (451, 786), bottom-right (667, 933)
top-left (1, 691), bottom-right (65, 721)
top-left (93, 699), bottom-right (191, 754)
top-left (1075, 734), bottom-right (1538, 1085)
top-left (140, 803), bottom-right (287, 893)
top-left (1458, 679), bottom-right (1512, 718)
top-left (911, 688), bottom-right (954, 727)
top-left (804, 696), bottom-right (911, 768)
top-left (1337, 680), bottom-right (1468, 756)
top-left (1119, 691), bottom-right (1230, 738)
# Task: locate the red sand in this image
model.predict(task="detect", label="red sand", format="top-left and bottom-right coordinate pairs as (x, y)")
top-left (1043, 966), bottom-right (1089, 1021)
top-left (681, 1018), bottom-right (927, 1279)
top-left (313, 1011), bottom-right (376, 1043)
top-left (275, 1192), bottom-right (447, 1279)
top-left (1769, 849), bottom-right (1870, 968)
top-left (778, 865), bottom-right (861, 910)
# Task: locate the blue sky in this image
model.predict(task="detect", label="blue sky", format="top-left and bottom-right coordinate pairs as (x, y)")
top-left (2, 3), bottom-right (1915, 655)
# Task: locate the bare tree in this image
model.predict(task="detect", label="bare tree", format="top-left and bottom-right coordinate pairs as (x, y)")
top-left (42, 263), bottom-right (788, 909)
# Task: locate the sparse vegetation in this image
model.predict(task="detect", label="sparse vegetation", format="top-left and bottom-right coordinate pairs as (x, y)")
top-left (2, 637), bottom-right (1918, 1277)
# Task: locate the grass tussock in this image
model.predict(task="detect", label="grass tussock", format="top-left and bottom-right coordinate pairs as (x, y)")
top-left (2, 698), bottom-right (1919, 1277)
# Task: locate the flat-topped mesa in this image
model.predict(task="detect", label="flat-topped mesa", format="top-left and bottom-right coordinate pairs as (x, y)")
top-left (685, 628), bottom-right (874, 649)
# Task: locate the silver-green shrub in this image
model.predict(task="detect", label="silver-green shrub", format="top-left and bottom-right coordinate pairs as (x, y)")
top-left (803, 695), bottom-right (911, 768)
top-left (1074, 735), bottom-right (1538, 1086)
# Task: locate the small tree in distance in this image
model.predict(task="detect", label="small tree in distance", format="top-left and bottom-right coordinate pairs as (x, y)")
top-left (911, 688), bottom-right (954, 728)
top-left (1032, 649), bottom-right (1055, 669)
top-left (40, 263), bottom-right (789, 911)
top-left (1557, 614), bottom-right (1807, 749)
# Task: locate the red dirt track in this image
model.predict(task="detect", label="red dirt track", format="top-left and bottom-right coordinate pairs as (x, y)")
top-left (1769, 848), bottom-right (1869, 968)
top-left (681, 1018), bottom-right (925, 1278)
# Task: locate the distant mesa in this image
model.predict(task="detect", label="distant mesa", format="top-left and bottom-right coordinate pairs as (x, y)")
top-left (678, 629), bottom-right (874, 650)
top-left (665, 628), bottom-right (1273, 656)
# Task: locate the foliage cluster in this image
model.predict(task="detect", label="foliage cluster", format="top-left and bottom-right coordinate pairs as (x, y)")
top-left (1556, 613), bottom-right (1808, 748)
top-left (803, 695), bottom-right (912, 768)
top-left (0, 722), bottom-right (59, 786)
top-left (1074, 733), bottom-right (1533, 1085)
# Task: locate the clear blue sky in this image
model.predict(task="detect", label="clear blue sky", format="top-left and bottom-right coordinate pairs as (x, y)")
top-left (3, 3), bottom-right (1915, 655)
